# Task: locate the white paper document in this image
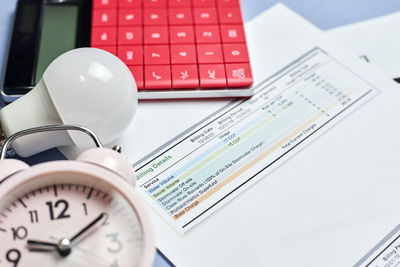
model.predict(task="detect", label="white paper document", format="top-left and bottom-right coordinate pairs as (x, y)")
top-left (62, 4), bottom-right (400, 266)
top-left (117, 4), bottom-right (400, 266)
top-left (328, 11), bottom-right (400, 79)
top-left (135, 48), bottom-right (377, 233)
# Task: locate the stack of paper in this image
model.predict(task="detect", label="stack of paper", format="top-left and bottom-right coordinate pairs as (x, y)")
top-left (60, 4), bottom-right (400, 267)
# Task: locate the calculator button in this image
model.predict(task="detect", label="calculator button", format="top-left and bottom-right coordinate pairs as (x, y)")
top-left (93, 0), bottom-right (117, 9)
top-left (118, 9), bottom-right (142, 25)
top-left (145, 65), bottom-right (171, 89)
top-left (144, 0), bottom-right (167, 8)
top-left (223, 43), bottom-right (249, 63)
top-left (168, 0), bottom-right (191, 7)
top-left (217, 0), bottom-right (239, 7)
top-left (91, 0), bottom-right (252, 95)
top-left (129, 66), bottom-right (144, 89)
top-left (93, 46), bottom-right (117, 55)
top-left (118, 45), bottom-right (143, 65)
top-left (225, 63), bottom-right (252, 87)
top-left (144, 26), bottom-right (169, 44)
top-left (118, 27), bottom-right (142, 44)
top-left (170, 26), bottom-right (195, 44)
top-left (220, 24), bottom-right (245, 43)
top-left (171, 45), bottom-right (197, 64)
top-left (91, 27), bottom-right (117, 45)
top-left (92, 10), bottom-right (117, 26)
top-left (144, 45), bottom-right (170, 65)
top-left (118, 0), bottom-right (142, 8)
top-left (172, 65), bottom-right (199, 88)
top-left (192, 0), bottom-right (216, 7)
top-left (195, 25), bottom-right (220, 43)
top-left (197, 44), bottom-right (223, 63)
top-left (144, 9), bottom-right (167, 25)
top-left (199, 64), bottom-right (226, 88)
top-left (193, 8), bottom-right (218, 24)
top-left (169, 8), bottom-right (193, 25)
top-left (218, 7), bottom-right (243, 24)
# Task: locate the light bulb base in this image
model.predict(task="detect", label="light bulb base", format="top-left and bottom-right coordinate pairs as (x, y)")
top-left (0, 79), bottom-right (74, 157)
top-left (0, 123), bottom-right (6, 148)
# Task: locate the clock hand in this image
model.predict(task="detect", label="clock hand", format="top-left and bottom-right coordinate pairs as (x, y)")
top-left (27, 240), bottom-right (58, 250)
top-left (70, 212), bottom-right (106, 243)
top-left (27, 238), bottom-right (71, 256)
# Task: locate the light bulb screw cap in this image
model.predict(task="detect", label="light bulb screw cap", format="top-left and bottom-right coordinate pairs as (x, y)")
top-left (112, 145), bottom-right (122, 153)
top-left (0, 125), bottom-right (104, 160)
top-left (0, 123), bottom-right (7, 148)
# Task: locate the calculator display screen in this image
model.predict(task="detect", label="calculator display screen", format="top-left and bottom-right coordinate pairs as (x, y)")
top-left (35, 4), bottom-right (78, 83)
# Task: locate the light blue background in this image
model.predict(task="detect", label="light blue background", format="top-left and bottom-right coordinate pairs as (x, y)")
top-left (243, 0), bottom-right (400, 29)
top-left (0, 0), bottom-right (399, 266)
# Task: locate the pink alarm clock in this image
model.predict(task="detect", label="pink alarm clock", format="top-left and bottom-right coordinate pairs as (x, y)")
top-left (0, 125), bottom-right (154, 267)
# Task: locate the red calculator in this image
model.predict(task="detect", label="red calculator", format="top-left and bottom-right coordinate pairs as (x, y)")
top-left (91, 0), bottom-right (254, 99)
top-left (2, 0), bottom-right (253, 102)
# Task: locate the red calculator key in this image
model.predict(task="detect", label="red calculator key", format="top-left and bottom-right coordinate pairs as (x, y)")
top-left (220, 24), bottom-right (245, 43)
top-left (169, 8), bottom-right (193, 25)
top-left (144, 0), bottom-right (167, 8)
top-left (92, 10), bottom-right (117, 26)
top-left (223, 43), bottom-right (249, 63)
top-left (144, 9), bottom-right (167, 25)
top-left (192, 0), bottom-right (215, 7)
top-left (197, 44), bottom-right (223, 63)
top-left (93, 46), bottom-right (117, 55)
top-left (195, 25), bottom-right (220, 43)
top-left (170, 26), bottom-right (195, 44)
top-left (172, 65), bottom-right (199, 88)
top-left (118, 27), bottom-right (142, 45)
top-left (218, 7), bottom-right (243, 24)
top-left (118, 0), bottom-right (142, 8)
top-left (168, 0), bottom-right (191, 7)
top-left (225, 63), bottom-right (252, 87)
top-left (144, 26), bottom-right (169, 44)
top-left (193, 8), bottom-right (218, 24)
top-left (129, 66), bottom-right (144, 89)
top-left (118, 45), bottom-right (143, 65)
top-left (217, 0), bottom-right (239, 7)
top-left (93, 0), bottom-right (117, 9)
top-left (118, 9), bottom-right (142, 25)
top-left (91, 27), bottom-right (117, 46)
top-left (145, 65), bottom-right (171, 89)
top-left (144, 45), bottom-right (170, 65)
top-left (199, 64), bottom-right (226, 88)
top-left (171, 45), bottom-right (197, 64)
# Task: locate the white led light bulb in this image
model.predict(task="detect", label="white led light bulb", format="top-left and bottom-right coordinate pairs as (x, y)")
top-left (0, 48), bottom-right (138, 157)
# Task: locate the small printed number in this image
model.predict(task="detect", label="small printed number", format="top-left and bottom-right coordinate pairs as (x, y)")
top-left (6, 249), bottom-right (21, 267)
top-left (82, 203), bottom-right (88, 216)
top-left (106, 233), bottom-right (123, 253)
top-left (11, 226), bottom-right (28, 241)
top-left (28, 210), bottom-right (38, 223)
top-left (46, 200), bottom-right (71, 220)
top-left (102, 213), bottom-right (110, 226)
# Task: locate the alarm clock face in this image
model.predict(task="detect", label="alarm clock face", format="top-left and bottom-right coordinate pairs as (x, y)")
top-left (0, 170), bottom-right (148, 267)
